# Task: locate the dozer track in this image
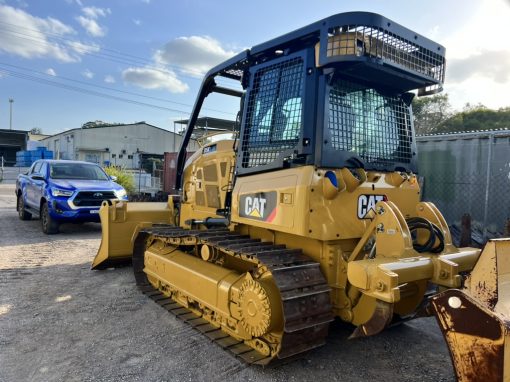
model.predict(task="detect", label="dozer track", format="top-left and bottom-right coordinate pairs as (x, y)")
top-left (132, 225), bottom-right (333, 365)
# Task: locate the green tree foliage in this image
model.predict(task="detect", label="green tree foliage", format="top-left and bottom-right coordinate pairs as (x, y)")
top-left (412, 94), bottom-right (510, 135)
top-left (412, 94), bottom-right (452, 135)
top-left (436, 106), bottom-right (510, 133)
top-left (103, 166), bottom-right (135, 195)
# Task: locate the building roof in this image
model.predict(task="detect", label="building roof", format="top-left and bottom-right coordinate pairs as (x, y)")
top-left (0, 129), bottom-right (29, 135)
top-left (29, 133), bottom-right (52, 141)
top-left (41, 121), bottom-right (178, 141)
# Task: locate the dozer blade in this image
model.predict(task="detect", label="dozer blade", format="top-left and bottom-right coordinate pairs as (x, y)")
top-left (429, 239), bottom-right (510, 382)
top-left (91, 200), bottom-right (174, 270)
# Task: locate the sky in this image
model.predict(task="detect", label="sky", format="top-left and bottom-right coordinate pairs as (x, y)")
top-left (0, 0), bottom-right (509, 135)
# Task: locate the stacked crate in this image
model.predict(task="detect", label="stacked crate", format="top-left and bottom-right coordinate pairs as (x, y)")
top-left (15, 147), bottom-right (54, 167)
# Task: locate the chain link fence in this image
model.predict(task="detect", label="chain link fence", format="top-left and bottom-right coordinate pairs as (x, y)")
top-left (417, 130), bottom-right (510, 245)
top-left (421, 171), bottom-right (510, 244)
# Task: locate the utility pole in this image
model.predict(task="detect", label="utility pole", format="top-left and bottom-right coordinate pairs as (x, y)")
top-left (9, 98), bottom-right (13, 130)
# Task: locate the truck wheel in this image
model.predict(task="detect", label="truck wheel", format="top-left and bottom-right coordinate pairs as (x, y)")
top-left (41, 202), bottom-right (59, 234)
top-left (18, 194), bottom-right (32, 221)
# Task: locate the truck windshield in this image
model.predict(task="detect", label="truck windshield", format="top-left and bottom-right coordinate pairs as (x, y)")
top-left (49, 163), bottom-right (109, 180)
top-left (327, 78), bottom-right (413, 167)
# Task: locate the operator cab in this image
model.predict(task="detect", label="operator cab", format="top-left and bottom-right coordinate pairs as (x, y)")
top-left (175, 12), bottom-right (445, 188)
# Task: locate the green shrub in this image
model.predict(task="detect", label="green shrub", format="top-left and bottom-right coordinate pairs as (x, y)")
top-left (103, 166), bottom-right (135, 195)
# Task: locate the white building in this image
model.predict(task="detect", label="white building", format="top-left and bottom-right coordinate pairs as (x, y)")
top-left (41, 122), bottom-right (197, 168)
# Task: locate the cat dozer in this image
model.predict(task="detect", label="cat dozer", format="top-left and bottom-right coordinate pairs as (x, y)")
top-left (92, 12), bottom-right (510, 380)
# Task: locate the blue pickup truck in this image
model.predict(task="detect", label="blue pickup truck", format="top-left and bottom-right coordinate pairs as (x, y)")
top-left (16, 160), bottom-right (128, 234)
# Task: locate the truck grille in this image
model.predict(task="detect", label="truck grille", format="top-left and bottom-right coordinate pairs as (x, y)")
top-left (72, 191), bottom-right (116, 207)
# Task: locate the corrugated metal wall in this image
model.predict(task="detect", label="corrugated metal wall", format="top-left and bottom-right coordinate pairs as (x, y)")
top-left (417, 130), bottom-right (510, 237)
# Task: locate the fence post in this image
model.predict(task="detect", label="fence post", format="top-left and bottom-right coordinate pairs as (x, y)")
top-left (460, 213), bottom-right (472, 247)
top-left (505, 219), bottom-right (510, 237)
top-left (482, 134), bottom-right (494, 240)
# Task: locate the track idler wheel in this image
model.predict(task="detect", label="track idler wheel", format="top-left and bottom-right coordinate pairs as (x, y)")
top-left (238, 276), bottom-right (282, 338)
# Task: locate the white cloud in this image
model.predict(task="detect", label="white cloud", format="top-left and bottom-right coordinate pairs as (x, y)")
top-left (66, 40), bottom-right (100, 55)
top-left (122, 67), bottom-right (189, 93)
top-left (442, 1), bottom-right (510, 60)
top-left (447, 51), bottom-right (510, 84)
top-left (0, 5), bottom-right (88, 62)
top-left (154, 35), bottom-right (236, 77)
top-left (82, 6), bottom-right (111, 19)
top-left (45, 68), bottom-right (56, 76)
top-left (123, 35), bottom-right (235, 94)
top-left (76, 6), bottom-right (110, 37)
top-left (439, 0), bottom-right (510, 109)
top-left (76, 15), bottom-right (106, 37)
top-left (82, 69), bottom-right (94, 79)
top-left (104, 74), bottom-right (115, 83)
top-left (64, 0), bottom-right (83, 6)
top-left (133, 19), bottom-right (141, 26)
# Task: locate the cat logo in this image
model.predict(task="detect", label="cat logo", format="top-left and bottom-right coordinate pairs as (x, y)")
top-left (244, 196), bottom-right (267, 218)
top-left (239, 191), bottom-right (277, 222)
top-left (357, 194), bottom-right (387, 219)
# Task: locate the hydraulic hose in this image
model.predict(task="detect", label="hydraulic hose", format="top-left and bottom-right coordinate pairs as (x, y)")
top-left (406, 217), bottom-right (445, 253)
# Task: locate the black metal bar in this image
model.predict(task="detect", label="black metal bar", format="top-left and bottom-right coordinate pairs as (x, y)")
top-left (174, 76), bottom-right (215, 190)
top-left (213, 86), bottom-right (243, 98)
top-left (173, 51), bottom-right (250, 191)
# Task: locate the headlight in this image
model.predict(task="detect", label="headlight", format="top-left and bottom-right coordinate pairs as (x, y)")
top-left (51, 188), bottom-right (74, 197)
top-left (115, 188), bottom-right (127, 198)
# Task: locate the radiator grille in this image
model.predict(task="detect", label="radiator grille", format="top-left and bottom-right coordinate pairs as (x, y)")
top-left (73, 191), bottom-right (116, 207)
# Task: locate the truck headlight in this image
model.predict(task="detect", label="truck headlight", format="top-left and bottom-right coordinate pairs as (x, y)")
top-left (115, 189), bottom-right (127, 198)
top-left (51, 188), bottom-right (74, 197)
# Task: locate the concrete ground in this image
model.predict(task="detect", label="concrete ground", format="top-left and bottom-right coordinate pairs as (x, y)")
top-left (0, 181), bottom-right (455, 382)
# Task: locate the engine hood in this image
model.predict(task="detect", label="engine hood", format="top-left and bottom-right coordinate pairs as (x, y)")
top-left (50, 179), bottom-right (123, 192)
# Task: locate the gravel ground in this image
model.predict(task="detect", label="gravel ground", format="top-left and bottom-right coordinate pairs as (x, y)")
top-left (0, 181), bottom-right (455, 382)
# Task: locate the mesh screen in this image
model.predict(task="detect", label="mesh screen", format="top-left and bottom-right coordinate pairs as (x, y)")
top-left (241, 58), bottom-right (303, 168)
top-left (224, 68), bottom-right (244, 79)
top-left (328, 79), bottom-right (413, 166)
top-left (326, 26), bottom-right (445, 84)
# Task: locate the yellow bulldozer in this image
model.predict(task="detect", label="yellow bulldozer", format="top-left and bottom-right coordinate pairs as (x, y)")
top-left (92, 12), bottom-right (510, 381)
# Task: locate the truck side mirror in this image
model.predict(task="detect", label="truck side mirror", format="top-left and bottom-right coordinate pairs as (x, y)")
top-left (110, 175), bottom-right (118, 181)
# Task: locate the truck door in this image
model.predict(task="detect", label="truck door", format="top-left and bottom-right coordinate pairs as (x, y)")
top-left (26, 161), bottom-right (43, 207)
top-left (32, 162), bottom-right (48, 207)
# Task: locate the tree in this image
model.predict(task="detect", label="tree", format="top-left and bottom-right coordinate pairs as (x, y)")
top-left (412, 94), bottom-right (510, 134)
top-left (462, 102), bottom-right (487, 112)
top-left (82, 120), bottom-right (107, 129)
top-left (29, 127), bottom-right (42, 135)
top-left (103, 166), bottom-right (135, 194)
top-left (437, 107), bottom-right (510, 133)
top-left (412, 94), bottom-right (452, 135)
